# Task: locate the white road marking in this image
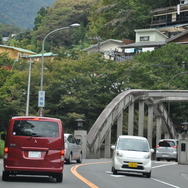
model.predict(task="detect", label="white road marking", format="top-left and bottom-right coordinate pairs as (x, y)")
top-left (151, 162), bottom-right (181, 188)
top-left (151, 178), bottom-right (180, 188)
top-left (152, 162), bottom-right (177, 169)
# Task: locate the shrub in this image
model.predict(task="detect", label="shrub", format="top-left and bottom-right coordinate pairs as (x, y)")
top-left (0, 140), bottom-right (5, 158)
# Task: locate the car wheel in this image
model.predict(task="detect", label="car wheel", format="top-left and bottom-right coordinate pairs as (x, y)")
top-left (144, 172), bottom-right (151, 178)
top-left (112, 167), bottom-right (118, 175)
top-left (55, 173), bottom-right (63, 183)
top-left (76, 153), bottom-right (82, 163)
top-left (67, 153), bottom-right (72, 164)
top-left (2, 171), bottom-right (10, 181)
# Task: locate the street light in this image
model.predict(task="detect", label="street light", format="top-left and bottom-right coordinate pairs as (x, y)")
top-left (38, 23), bottom-right (80, 116)
top-left (26, 59), bottom-right (33, 116)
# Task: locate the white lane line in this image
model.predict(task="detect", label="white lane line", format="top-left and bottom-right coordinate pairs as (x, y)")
top-left (152, 162), bottom-right (177, 169)
top-left (152, 162), bottom-right (180, 188)
top-left (151, 178), bottom-right (181, 188)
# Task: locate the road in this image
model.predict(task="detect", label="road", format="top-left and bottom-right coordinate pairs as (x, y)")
top-left (0, 159), bottom-right (188, 188)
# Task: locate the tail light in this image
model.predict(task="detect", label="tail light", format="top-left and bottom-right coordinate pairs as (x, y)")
top-left (61, 150), bottom-right (64, 161)
top-left (156, 145), bottom-right (159, 148)
top-left (4, 147), bottom-right (9, 159)
top-left (173, 145), bottom-right (178, 149)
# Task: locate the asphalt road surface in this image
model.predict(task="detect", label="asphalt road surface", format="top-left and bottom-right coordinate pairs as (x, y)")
top-left (0, 159), bottom-right (188, 188)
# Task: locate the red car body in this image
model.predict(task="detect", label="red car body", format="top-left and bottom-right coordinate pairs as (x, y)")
top-left (2, 116), bottom-right (64, 182)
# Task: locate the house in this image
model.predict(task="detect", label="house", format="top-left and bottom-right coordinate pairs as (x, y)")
top-left (84, 39), bottom-right (126, 60)
top-left (0, 45), bottom-right (36, 60)
top-left (116, 28), bottom-right (168, 61)
top-left (150, 1), bottom-right (188, 36)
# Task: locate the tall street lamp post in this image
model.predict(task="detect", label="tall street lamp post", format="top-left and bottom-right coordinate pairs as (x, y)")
top-left (26, 59), bottom-right (33, 116)
top-left (38, 23), bottom-right (80, 116)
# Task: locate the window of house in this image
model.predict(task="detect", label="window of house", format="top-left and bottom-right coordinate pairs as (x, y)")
top-left (140, 36), bottom-right (150, 41)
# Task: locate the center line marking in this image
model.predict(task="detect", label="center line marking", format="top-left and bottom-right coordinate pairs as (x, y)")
top-left (71, 161), bottom-right (111, 188)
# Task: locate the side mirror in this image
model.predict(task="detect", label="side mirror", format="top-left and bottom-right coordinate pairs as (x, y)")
top-left (150, 149), bottom-right (154, 153)
top-left (111, 145), bottom-right (115, 150)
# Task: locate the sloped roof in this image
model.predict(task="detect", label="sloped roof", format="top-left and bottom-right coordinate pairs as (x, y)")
top-left (28, 52), bottom-right (57, 58)
top-left (120, 41), bottom-right (166, 48)
top-left (0, 44), bottom-right (36, 54)
top-left (84, 39), bottom-right (124, 51)
top-left (167, 30), bottom-right (188, 42)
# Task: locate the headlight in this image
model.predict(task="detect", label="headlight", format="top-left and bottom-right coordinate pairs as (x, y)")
top-left (144, 154), bottom-right (151, 159)
top-left (117, 151), bottom-right (123, 157)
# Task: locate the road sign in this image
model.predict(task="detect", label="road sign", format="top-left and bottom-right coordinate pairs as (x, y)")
top-left (38, 91), bottom-right (45, 107)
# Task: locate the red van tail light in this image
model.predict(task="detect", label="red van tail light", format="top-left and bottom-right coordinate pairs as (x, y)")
top-left (4, 147), bottom-right (9, 159)
top-left (61, 150), bottom-right (64, 155)
top-left (4, 147), bottom-right (9, 153)
top-left (61, 150), bottom-right (64, 161)
top-left (173, 145), bottom-right (178, 149)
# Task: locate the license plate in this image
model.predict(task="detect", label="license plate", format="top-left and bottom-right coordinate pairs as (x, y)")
top-left (128, 162), bottom-right (138, 168)
top-left (28, 151), bottom-right (41, 158)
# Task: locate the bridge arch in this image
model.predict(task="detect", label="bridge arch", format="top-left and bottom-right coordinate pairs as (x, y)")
top-left (86, 89), bottom-right (188, 158)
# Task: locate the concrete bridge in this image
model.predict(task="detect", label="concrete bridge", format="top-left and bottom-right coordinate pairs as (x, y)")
top-left (86, 89), bottom-right (188, 158)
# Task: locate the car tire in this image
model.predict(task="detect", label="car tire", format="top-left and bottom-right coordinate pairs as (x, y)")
top-left (2, 171), bottom-right (10, 181)
top-left (76, 153), bottom-right (82, 163)
top-left (156, 158), bottom-right (160, 161)
top-left (144, 172), bottom-right (151, 178)
top-left (112, 167), bottom-right (118, 175)
top-left (55, 173), bottom-right (63, 183)
top-left (67, 153), bottom-right (72, 164)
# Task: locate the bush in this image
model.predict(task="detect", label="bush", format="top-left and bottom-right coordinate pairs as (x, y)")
top-left (0, 140), bottom-right (5, 158)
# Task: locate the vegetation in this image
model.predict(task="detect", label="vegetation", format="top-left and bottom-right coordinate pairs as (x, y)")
top-left (1, 0), bottom-right (188, 135)
top-left (0, 0), bottom-right (55, 29)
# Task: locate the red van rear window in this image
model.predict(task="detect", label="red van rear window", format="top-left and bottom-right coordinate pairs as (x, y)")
top-left (12, 120), bottom-right (59, 137)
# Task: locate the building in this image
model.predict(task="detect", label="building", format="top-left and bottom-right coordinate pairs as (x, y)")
top-left (0, 45), bottom-right (36, 60)
top-left (116, 28), bottom-right (168, 61)
top-left (84, 39), bottom-right (125, 60)
top-left (150, 0), bottom-right (188, 36)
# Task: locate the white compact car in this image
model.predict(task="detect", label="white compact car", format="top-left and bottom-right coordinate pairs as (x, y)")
top-left (64, 133), bottom-right (82, 164)
top-left (111, 135), bottom-right (154, 178)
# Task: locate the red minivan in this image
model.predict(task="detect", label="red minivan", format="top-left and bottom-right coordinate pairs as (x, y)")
top-left (2, 116), bottom-right (64, 182)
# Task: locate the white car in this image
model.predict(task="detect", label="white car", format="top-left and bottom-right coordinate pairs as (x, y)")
top-left (111, 135), bottom-right (154, 178)
top-left (64, 133), bottom-right (82, 164)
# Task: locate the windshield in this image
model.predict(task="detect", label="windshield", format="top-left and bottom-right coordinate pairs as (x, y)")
top-left (13, 120), bottom-right (59, 137)
top-left (117, 138), bottom-right (149, 152)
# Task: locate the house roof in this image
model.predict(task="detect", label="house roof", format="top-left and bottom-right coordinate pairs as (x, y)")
top-left (120, 41), bottom-right (166, 48)
top-left (166, 30), bottom-right (188, 42)
top-left (84, 39), bottom-right (124, 51)
top-left (0, 44), bottom-right (36, 54)
top-left (28, 52), bottom-right (57, 58)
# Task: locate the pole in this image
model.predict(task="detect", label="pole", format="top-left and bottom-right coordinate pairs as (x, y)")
top-left (39, 23), bottom-right (80, 116)
top-left (26, 59), bottom-right (32, 116)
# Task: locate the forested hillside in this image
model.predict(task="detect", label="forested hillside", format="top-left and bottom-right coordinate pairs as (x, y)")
top-left (0, 0), bottom-right (55, 29)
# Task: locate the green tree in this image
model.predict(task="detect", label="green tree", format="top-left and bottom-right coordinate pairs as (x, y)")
top-left (31, 0), bottom-right (96, 52)
top-left (33, 7), bottom-right (48, 31)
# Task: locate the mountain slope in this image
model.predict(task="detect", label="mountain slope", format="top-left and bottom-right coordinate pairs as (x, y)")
top-left (0, 0), bottom-right (56, 29)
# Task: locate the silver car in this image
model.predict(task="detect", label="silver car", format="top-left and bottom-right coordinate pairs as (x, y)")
top-left (64, 133), bottom-right (82, 164)
top-left (156, 139), bottom-right (178, 162)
